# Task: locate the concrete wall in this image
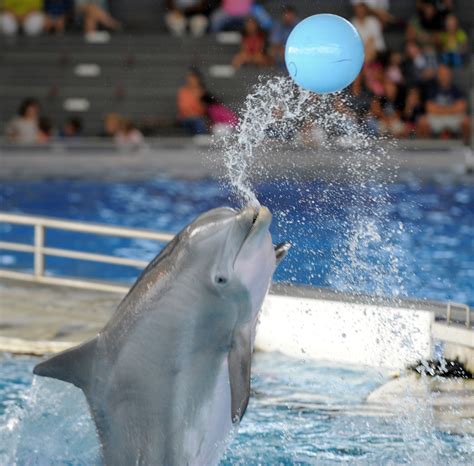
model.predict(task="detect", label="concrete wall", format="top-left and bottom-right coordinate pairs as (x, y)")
top-left (256, 294), bottom-right (434, 370)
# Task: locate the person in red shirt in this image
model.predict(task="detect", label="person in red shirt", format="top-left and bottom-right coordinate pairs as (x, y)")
top-left (232, 17), bottom-right (269, 69)
top-left (177, 69), bottom-right (208, 134)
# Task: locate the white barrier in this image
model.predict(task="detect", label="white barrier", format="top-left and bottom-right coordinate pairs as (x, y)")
top-left (256, 293), bottom-right (434, 370)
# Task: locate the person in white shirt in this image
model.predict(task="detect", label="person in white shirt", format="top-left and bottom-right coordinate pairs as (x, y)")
top-left (351, 2), bottom-right (386, 53)
top-left (351, 0), bottom-right (394, 25)
top-left (5, 98), bottom-right (40, 145)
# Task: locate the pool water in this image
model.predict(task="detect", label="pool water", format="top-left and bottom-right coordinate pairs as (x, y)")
top-left (0, 176), bottom-right (473, 305)
top-left (1, 353), bottom-right (473, 465)
top-left (0, 175), bottom-right (473, 464)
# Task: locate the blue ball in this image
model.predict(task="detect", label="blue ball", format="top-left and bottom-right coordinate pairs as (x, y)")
top-left (285, 14), bottom-right (364, 94)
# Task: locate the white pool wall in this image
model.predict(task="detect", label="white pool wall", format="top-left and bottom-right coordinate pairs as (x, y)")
top-left (256, 294), bottom-right (434, 370)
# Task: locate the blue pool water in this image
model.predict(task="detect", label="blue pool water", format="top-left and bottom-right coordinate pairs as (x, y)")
top-left (0, 176), bottom-right (473, 305)
top-left (1, 175), bottom-right (473, 464)
top-left (1, 353), bottom-right (473, 465)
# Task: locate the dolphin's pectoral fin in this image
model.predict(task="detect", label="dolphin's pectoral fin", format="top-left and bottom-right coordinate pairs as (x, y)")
top-left (274, 242), bottom-right (291, 265)
top-left (33, 337), bottom-right (98, 390)
top-left (228, 325), bottom-right (253, 424)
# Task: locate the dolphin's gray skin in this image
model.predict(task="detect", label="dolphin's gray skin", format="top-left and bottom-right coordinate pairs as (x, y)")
top-left (34, 205), bottom-right (289, 466)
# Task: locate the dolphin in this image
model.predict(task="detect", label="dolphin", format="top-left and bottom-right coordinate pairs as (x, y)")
top-left (33, 204), bottom-right (290, 466)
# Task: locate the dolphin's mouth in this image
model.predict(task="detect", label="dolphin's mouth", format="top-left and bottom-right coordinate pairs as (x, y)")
top-left (233, 206), bottom-right (268, 264)
top-left (274, 242), bottom-right (291, 262)
top-left (244, 206), bottom-right (265, 241)
top-left (251, 209), bottom-right (259, 225)
top-left (236, 206), bottom-right (290, 265)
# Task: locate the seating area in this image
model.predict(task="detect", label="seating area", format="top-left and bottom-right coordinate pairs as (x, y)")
top-left (0, 33), bottom-right (248, 136)
top-left (0, 0), bottom-right (472, 142)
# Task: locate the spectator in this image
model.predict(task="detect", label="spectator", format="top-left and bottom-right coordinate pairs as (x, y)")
top-left (265, 104), bottom-right (296, 142)
top-left (269, 5), bottom-right (298, 66)
top-left (361, 46), bottom-right (385, 96)
top-left (332, 96), bottom-right (360, 140)
top-left (232, 16), bottom-right (269, 69)
top-left (37, 116), bottom-right (53, 143)
top-left (406, 0), bottom-right (442, 46)
top-left (351, 0), bottom-right (395, 26)
top-left (438, 14), bottom-right (467, 67)
top-left (210, 0), bottom-right (253, 33)
top-left (402, 87), bottom-right (425, 137)
top-left (103, 113), bottom-right (144, 147)
top-left (44, 0), bottom-right (72, 34)
top-left (427, 0), bottom-right (453, 25)
top-left (115, 119), bottom-right (145, 148)
top-left (351, 2), bottom-right (386, 53)
top-left (379, 81), bottom-right (405, 137)
top-left (418, 64), bottom-right (470, 143)
top-left (203, 93), bottom-right (238, 137)
top-left (0, 0), bottom-right (45, 36)
top-left (75, 0), bottom-right (120, 34)
top-left (165, 0), bottom-right (209, 37)
top-left (250, 1), bottom-right (272, 31)
top-left (60, 117), bottom-right (82, 138)
top-left (177, 69), bottom-right (208, 135)
top-left (5, 98), bottom-right (40, 144)
top-left (349, 79), bottom-right (372, 119)
top-left (402, 40), bottom-right (437, 90)
top-left (366, 96), bottom-right (384, 136)
top-left (385, 51), bottom-right (404, 84)
top-left (103, 112), bottom-right (122, 136)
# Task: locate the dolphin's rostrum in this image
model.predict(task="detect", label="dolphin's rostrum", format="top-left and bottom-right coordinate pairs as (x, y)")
top-left (34, 205), bottom-right (289, 465)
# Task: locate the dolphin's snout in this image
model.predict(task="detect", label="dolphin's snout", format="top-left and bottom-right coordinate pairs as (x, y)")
top-left (238, 205), bottom-right (271, 225)
top-left (235, 205), bottom-right (272, 252)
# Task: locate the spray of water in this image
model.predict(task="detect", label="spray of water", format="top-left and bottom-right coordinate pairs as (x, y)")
top-left (217, 75), bottom-right (403, 299)
top-left (220, 76), bottom-right (312, 205)
top-left (0, 375), bottom-right (99, 464)
top-left (215, 75), bottom-right (473, 459)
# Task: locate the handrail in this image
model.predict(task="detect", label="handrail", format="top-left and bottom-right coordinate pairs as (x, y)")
top-left (446, 302), bottom-right (472, 328)
top-left (0, 212), bottom-right (174, 241)
top-left (0, 212), bottom-right (175, 293)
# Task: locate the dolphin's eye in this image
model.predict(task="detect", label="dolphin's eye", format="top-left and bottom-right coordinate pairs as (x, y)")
top-left (215, 276), bottom-right (228, 286)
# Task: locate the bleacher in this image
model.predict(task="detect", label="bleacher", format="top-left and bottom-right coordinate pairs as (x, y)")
top-left (0, 34), bottom-right (246, 136)
top-left (0, 0), bottom-right (472, 137)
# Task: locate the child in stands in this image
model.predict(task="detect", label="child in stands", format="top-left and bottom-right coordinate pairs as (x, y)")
top-left (177, 69), bottom-right (208, 135)
top-left (439, 14), bottom-right (467, 67)
top-left (232, 16), bottom-right (269, 69)
top-left (44, 0), bottom-right (72, 34)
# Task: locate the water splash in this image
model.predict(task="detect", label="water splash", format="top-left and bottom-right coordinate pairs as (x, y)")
top-left (218, 75), bottom-right (404, 300)
top-left (220, 76), bottom-right (312, 205)
top-left (2, 354), bottom-right (472, 465)
top-left (215, 77), bottom-right (474, 459)
top-left (0, 374), bottom-right (99, 465)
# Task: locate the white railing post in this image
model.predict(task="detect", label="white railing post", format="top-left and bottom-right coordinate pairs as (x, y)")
top-left (34, 224), bottom-right (45, 278)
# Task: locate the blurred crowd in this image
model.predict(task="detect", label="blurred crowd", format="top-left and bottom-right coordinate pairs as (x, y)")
top-left (0, 0), bottom-right (120, 35)
top-left (348, 0), bottom-right (470, 143)
top-left (5, 97), bottom-right (146, 148)
top-left (173, 0), bottom-right (470, 143)
top-left (1, 0), bottom-right (471, 144)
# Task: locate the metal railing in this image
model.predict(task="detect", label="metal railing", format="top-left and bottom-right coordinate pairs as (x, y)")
top-left (446, 302), bottom-right (472, 329)
top-left (0, 212), bottom-right (174, 293)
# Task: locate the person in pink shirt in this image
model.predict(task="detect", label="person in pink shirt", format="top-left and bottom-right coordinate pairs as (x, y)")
top-left (210, 0), bottom-right (253, 32)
